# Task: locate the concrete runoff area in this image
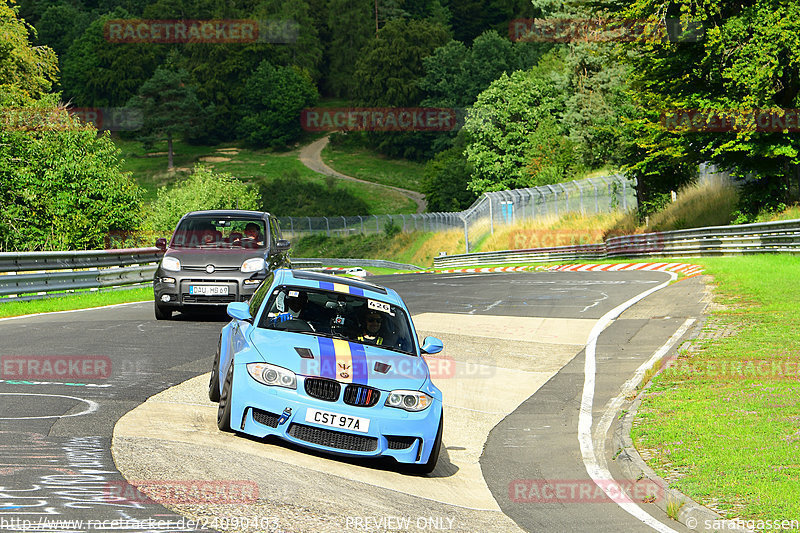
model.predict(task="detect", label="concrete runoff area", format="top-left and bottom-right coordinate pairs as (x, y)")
top-left (112, 313), bottom-right (599, 531)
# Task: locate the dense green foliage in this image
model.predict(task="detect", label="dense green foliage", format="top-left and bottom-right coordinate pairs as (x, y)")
top-left (238, 61), bottom-right (318, 149)
top-left (0, 3), bottom-right (142, 251)
top-left (145, 165), bottom-right (259, 233)
top-left (258, 170), bottom-right (370, 217)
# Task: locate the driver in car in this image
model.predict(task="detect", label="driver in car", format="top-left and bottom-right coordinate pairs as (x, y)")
top-left (357, 310), bottom-right (384, 345)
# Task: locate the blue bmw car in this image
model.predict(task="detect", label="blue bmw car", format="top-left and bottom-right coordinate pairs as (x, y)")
top-left (209, 269), bottom-right (445, 474)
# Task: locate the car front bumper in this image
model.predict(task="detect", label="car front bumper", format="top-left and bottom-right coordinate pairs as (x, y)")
top-left (153, 270), bottom-right (265, 307)
top-left (229, 364), bottom-right (442, 465)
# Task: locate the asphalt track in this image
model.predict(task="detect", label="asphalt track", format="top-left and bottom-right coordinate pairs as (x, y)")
top-left (0, 271), bottom-right (708, 532)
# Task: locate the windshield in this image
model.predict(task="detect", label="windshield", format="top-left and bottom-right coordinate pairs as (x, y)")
top-left (257, 286), bottom-right (416, 355)
top-left (171, 217), bottom-right (266, 249)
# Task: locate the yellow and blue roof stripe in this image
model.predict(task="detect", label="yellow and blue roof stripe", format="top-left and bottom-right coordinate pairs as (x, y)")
top-left (318, 281), bottom-right (365, 296)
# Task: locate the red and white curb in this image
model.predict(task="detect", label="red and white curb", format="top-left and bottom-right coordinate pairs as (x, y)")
top-left (541, 262), bottom-right (704, 276)
top-left (408, 263), bottom-right (704, 276)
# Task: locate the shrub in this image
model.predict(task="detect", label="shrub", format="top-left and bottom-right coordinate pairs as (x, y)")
top-left (145, 165), bottom-right (259, 233)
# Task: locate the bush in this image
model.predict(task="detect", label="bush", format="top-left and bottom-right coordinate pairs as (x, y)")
top-left (0, 103), bottom-right (143, 251)
top-left (258, 170), bottom-right (370, 217)
top-left (145, 165), bottom-right (259, 233)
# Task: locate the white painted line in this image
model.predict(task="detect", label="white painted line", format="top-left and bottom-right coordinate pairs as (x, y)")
top-left (0, 393), bottom-right (99, 420)
top-left (594, 318), bottom-right (696, 465)
top-left (579, 270), bottom-right (681, 533)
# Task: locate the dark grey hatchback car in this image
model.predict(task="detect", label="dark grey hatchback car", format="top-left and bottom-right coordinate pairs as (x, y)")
top-left (153, 210), bottom-right (291, 319)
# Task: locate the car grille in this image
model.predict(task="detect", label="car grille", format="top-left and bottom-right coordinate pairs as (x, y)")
top-left (304, 378), bottom-right (340, 402)
top-left (343, 384), bottom-right (380, 407)
top-left (252, 408), bottom-right (280, 428)
top-left (288, 423), bottom-right (378, 452)
top-left (386, 436), bottom-right (418, 450)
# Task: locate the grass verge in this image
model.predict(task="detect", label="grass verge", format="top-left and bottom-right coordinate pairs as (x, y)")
top-left (0, 287), bottom-right (153, 319)
top-left (321, 143), bottom-right (425, 192)
top-left (115, 138), bottom-right (416, 215)
top-left (632, 255), bottom-right (800, 520)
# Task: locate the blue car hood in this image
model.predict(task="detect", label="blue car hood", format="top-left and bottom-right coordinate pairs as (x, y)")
top-left (248, 329), bottom-right (429, 392)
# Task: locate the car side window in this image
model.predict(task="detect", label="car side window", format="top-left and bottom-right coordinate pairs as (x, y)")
top-left (248, 272), bottom-right (274, 318)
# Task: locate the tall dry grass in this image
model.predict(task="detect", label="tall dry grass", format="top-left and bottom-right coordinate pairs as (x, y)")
top-left (647, 178), bottom-right (738, 231)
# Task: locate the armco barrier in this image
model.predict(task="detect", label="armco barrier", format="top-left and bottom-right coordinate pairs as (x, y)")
top-left (0, 250), bottom-right (421, 301)
top-left (0, 248), bottom-right (163, 300)
top-left (434, 219), bottom-right (800, 268)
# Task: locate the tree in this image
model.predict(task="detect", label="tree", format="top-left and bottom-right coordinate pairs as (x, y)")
top-left (0, 101), bottom-right (143, 251)
top-left (237, 60), bottom-right (318, 148)
top-left (614, 0), bottom-right (800, 214)
top-left (61, 9), bottom-right (163, 107)
top-left (421, 134), bottom-right (478, 211)
top-left (463, 65), bottom-right (567, 193)
top-left (145, 165), bottom-right (259, 233)
top-left (325, 0), bottom-right (373, 98)
top-left (354, 18), bottom-right (450, 106)
top-left (0, 0), bottom-right (58, 104)
top-left (126, 65), bottom-right (204, 169)
top-left (35, 3), bottom-right (94, 62)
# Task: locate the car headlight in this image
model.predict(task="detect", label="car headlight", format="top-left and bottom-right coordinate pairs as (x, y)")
top-left (246, 362), bottom-right (296, 389)
top-left (161, 256), bottom-right (181, 272)
top-left (384, 390), bottom-right (433, 412)
top-left (241, 258), bottom-right (266, 272)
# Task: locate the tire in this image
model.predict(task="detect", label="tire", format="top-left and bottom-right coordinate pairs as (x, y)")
top-left (154, 301), bottom-right (172, 320)
top-left (208, 339), bottom-right (221, 402)
top-left (217, 361), bottom-right (234, 432)
top-left (407, 412), bottom-right (443, 475)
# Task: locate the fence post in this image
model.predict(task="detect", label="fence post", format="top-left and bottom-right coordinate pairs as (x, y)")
top-left (341, 216), bottom-right (347, 235)
top-left (325, 217), bottom-right (330, 236)
top-left (621, 178), bottom-right (628, 211)
top-left (307, 216), bottom-right (312, 233)
top-left (463, 217), bottom-right (470, 253)
top-left (401, 214), bottom-right (406, 232)
top-left (359, 216), bottom-right (364, 234)
top-left (489, 194), bottom-right (494, 235)
top-left (374, 215), bottom-right (380, 233)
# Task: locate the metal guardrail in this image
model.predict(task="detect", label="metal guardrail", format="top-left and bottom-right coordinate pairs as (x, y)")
top-left (293, 258), bottom-right (423, 271)
top-left (433, 219), bottom-right (800, 268)
top-left (0, 248), bottom-right (163, 299)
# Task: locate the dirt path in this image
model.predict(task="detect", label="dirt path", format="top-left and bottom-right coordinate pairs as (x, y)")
top-left (298, 135), bottom-right (427, 214)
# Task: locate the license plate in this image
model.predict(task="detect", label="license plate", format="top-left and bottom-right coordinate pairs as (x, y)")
top-left (305, 408), bottom-right (370, 433)
top-left (189, 285), bottom-right (228, 296)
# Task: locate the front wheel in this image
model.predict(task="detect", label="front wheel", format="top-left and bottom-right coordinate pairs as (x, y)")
top-left (154, 301), bottom-right (172, 320)
top-left (407, 412), bottom-right (443, 475)
top-left (209, 338), bottom-right (221, 402)
top-left (217, 362), bottom-right (234, 432)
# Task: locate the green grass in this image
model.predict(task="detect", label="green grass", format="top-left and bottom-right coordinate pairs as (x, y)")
top-left (321, 143), bottom-right (425, 192)
top-left (632, 255), bottom-right (800, 521)
top-left (0, 287), bottom-right (153, 318)
top-left (115, 138), bottom-right (417, 215)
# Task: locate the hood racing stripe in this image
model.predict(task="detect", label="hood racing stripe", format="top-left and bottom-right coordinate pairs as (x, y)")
top-left (348, 342), bottom-right (368, 386)
top-left (317, 337), bottom-right (337, 380)
top-left (332, 339), bottom-right (353, 383)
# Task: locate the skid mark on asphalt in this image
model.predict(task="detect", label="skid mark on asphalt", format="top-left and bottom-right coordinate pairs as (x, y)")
top-left (112, 314), bottom-right (597, 516)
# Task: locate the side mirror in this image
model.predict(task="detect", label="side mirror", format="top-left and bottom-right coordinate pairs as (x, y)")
top-left (226, 302), bottom-right (253, 322)
top-left (155, 238), bottom-right (167, 251)
top-left (275, 239), bottom-right (291, 251)
top-left (420, 336), bottom-right (443, 355)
